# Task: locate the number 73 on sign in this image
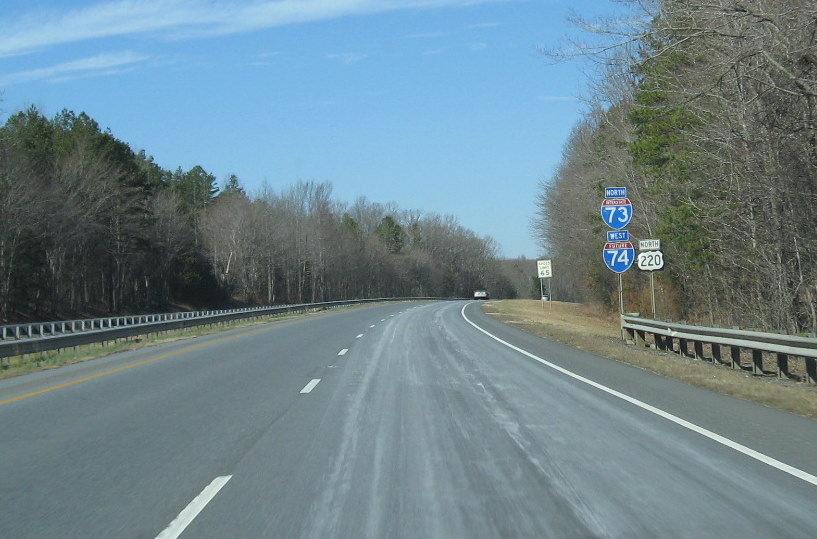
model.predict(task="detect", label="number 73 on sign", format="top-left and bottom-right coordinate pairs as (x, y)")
top-left (600, 198), bottom-right (633, 230)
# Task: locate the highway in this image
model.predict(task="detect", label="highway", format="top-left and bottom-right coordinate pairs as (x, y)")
top-left (1, 300), bottom-right (816, 538)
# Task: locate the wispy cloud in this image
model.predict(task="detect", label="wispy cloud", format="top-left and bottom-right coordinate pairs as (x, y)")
top-left (246, 51), bottom-right (281, 66)
top-left (466, 42), bottom-right (487, 51)
top-left (0, 0), bottom-right (514, 58)
top-left (48, 66), bottom-right (140, 84)
top-left (327, 52), bottom-right (368, 65)
top-left (422, 48), bottom-right (445, 56)
top-left (0, 51), bottom-right (148, 86)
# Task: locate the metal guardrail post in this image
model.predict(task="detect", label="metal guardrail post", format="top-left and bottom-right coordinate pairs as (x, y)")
top-left (752, 350), bottom-right (763, 375)
top-left (807, 358), bottom-right (817, 384)
top-left (730, 347), bottom-right (741, 370)
top-left (621, 315), bottom-right (817, 384)
top-left (777, 353), bottom-right (789, 380)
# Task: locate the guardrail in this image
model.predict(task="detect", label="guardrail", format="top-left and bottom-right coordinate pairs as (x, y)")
top-left (622, 315), bottom-right (817, 384)
top-left (0, 307), bottom-right (270, 341)
top-left (0, 298), bottom-right (440, 362)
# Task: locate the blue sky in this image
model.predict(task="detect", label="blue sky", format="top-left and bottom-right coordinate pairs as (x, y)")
top-left (0, 0), bottom-right (626, 259)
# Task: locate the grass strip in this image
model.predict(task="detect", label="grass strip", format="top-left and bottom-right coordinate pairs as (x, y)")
top-left (483, 300), bottom-right (817, 420)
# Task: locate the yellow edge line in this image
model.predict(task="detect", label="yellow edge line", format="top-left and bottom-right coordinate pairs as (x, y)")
top-left (0, 320), bottom-right (295, 407)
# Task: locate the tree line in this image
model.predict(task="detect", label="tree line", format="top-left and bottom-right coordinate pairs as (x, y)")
top-left (0, 107), bottom-right (515, 323)
top-left (534, 0), bottom-right (817, 334)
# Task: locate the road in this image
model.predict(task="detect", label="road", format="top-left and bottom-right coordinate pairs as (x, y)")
top-left (1, 301), bottom-right (816, 538)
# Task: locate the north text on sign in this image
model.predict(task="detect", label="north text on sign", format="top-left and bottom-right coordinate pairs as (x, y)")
top-left (604, 187), bottom-right (627, 199)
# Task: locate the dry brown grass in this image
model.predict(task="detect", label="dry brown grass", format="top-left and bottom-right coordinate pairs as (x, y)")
top-left (483, 300), bottom-right (817, 420)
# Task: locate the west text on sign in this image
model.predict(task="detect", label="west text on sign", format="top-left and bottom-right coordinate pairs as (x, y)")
top-left (607, 230), bottom-right (630, 242)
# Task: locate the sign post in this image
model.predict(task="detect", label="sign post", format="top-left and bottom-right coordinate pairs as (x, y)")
top-left (601, 187), bottom-right (632, 336)
top-left (637, 239), bottom-right (663, 318)
top-left (537, 259), bottom-right (553, 311)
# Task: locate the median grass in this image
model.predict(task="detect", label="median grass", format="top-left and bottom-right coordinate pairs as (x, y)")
top-left (482, 299), bottom-right (817, 420)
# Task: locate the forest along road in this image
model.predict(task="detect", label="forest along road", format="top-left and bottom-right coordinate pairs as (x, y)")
top-left (1, 301), bottom-right (817, 538)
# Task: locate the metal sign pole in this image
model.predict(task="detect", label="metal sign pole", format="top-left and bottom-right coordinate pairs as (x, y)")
top-left (618, 274), bottom-right (625, 339)
top-left (548, 277), bottom-right (552, 312)
top-left (539, 278), bottom-right (545, 310)
top-left (650, 272), bottom-right (656, 319)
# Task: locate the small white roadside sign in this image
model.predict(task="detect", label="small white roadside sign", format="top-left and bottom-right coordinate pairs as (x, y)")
top-left (537, 259), bottom-right (552, 279)
top-left (639, 239), bottom-right (661, 251)
top-left (637, 250), bottom-right (664, 271)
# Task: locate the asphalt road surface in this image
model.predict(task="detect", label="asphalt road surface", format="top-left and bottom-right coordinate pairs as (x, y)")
top-left (1, 301), bottom-right (816, 538)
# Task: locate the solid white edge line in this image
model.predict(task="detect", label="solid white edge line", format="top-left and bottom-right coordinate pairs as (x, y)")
top-left (156, 475), bottom-right (232, 539)
top-left (338, 349), bottom-right (348, 356)
top-left (460, 303), bottom-right (817, 488)
top-left (300, 379), bottom-right (321, 394)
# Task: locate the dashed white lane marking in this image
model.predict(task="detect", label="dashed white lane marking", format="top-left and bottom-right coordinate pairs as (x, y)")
top-left (356, 334), bottom-right (364, 339)
top-left (156, 475), bottom-right (232, 539)
top-left (338, 349), bottom-right (348, 356)
top-left (381, 319), bottom-right (387, 322)
top-left (460, 304), bottom-right (817, 488)
top-left (369, 325), bottom-right (376, 328)
top-left (300, 379), bottom-right (321, 394)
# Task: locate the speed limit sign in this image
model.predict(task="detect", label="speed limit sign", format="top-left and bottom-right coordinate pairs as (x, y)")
top-left (637, 250), bottom-right (664, 271)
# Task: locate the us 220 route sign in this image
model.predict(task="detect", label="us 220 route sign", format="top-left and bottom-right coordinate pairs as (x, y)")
top-left (603, 241), bottom-right (635, 273)
top-left (600, 198), bottom-right (633, 230)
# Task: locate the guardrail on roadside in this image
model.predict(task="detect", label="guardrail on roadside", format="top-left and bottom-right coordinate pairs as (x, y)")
top-left (621, 315), bottom-right (817, 384)
top-left (0, 298), bottom-right (441, 361)
top-left (0, 307), bottom-right (270, 341)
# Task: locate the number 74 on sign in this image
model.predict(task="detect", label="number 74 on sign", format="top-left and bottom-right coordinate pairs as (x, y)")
top-left (603, 241), bottom-right (635, 273)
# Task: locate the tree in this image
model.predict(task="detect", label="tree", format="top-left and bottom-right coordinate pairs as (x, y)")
top-left (533, 0), bottom-right (817, 332)
top-left (221, 174), bottom-right (245, 196)
top-left (375, 216), bottom-right (405, 254)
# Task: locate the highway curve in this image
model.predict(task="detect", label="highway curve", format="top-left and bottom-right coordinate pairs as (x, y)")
top-left (1, 301), bottom-right (816, 538)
